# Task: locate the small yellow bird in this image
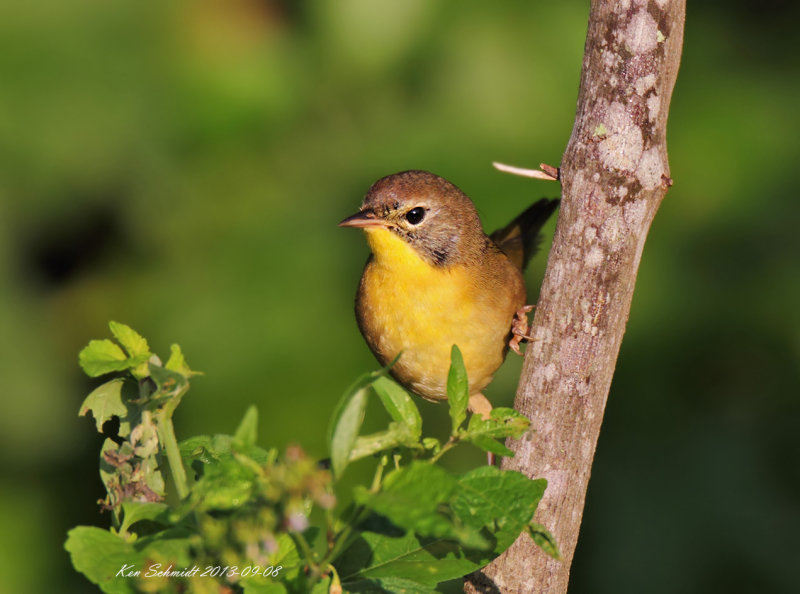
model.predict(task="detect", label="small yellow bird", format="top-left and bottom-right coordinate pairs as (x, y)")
top-left (340, 170), bottom-right (558, 417)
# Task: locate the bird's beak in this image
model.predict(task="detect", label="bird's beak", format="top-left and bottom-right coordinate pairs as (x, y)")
top-left (338, 209), bottom-right (385, 229)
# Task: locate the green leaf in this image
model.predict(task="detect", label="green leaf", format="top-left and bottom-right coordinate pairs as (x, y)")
top-left (354, 462), bottom-right (486, 549)
top-left (468, 436), bottom-right (514, 457)
top-left (269, 532), bottom-right (302, 582)
top-left (327, 372), bottom-right (379, 446)
top-left (344, 576), bottom-right (437, 593)
top-left (421, 437), bottom-right (440, 454)
top-left (129, 527), bottom-right (195, 568)
top-left (234, 405), bottom-right (259, 447)
top-left (78, 339), bottom-right (131, 377)
top-left (139, 455), bottom-right (166, 498)
top-left (190, 456), bottom-right (259, 511)
top-left (462, 407), bottom-right (530, 457)
top-left (78, 324), bottom-right (154, 378)
top-left (447, 345), bottom-right (469, 434)
top-left (309, 575), bottom-right (332, 594)
top-left (119, 501), bottom-right (169, 536)
top-left (180, 433), bottom-right (276, 468)
top-left (148, 362), bottom-right (188, 399)
top-left (326, 358), bottom-right (405, 474)
top-left (337, 530), bottom-right (485, 588)
top-left (165, 343), bottom-right (185, 371)
top-left (180, 434), bottom-right (231, 465)
top-left (109, 321), bottom-right (150, 359)
top-left (349, 425), bottom-right (417, 462)
top-left (98, 439), bottom-right (122, 511)
top-left (64, 526), bottom-right (142, 594)
top-left (243, 582), bottom-right (289, 594)
top-left (79, 378), bottom-right (127, 433)
top-left (372, 377), bottom-right (422, 440)
top-left (527, 521), bottom-right (561, 560)
top-left (451, 466), bottom-right (547, 553)
top-left (465, 407), bottom-right (530, 440)
top-left (329, 375), bottom-right (371, 477)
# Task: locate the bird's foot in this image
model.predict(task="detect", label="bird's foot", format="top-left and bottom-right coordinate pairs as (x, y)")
top-left (509, 305), bottom-right (535, 355)
top-left (468, 393), bottom-right (493, 420)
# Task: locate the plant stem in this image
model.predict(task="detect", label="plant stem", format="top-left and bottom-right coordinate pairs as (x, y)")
top-left (155, 410), bottom-right (189, 500)
top-left (429, 435), bottom-right (459, 464)
top-left (321, 456), bottom-right (388, 571)
top-left (370, 454), bottom-right (388, 492)
top-left (293, 529), bottom-right (318, 572)
top-left (326, 507), bottom-right (336, 551)
top-left (319, 507), bottom-right (369, 571)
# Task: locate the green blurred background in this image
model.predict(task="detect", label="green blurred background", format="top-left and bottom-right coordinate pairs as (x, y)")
top-left (1, 0), bottom-right (797, 592)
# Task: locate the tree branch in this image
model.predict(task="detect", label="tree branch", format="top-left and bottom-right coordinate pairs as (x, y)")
top-left (466, 1), bottom-right (685, 591)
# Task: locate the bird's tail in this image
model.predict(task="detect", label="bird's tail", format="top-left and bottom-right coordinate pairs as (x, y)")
top-left (490, 198), bottom-right (560, 270)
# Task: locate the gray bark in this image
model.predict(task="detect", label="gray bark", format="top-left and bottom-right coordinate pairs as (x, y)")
top-left (466, 0), bottom-right (686, 591)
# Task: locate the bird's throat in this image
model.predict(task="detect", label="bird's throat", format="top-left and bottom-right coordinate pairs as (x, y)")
top-left (364, 227), bottom-right (434, 275)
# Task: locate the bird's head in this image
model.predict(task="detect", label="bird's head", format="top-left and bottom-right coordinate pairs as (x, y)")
top-left (339, 170), bottom-right (486, 267)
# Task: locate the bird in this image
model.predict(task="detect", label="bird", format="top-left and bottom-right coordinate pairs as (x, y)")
top-left (339, 170), bottom-right (558, 418)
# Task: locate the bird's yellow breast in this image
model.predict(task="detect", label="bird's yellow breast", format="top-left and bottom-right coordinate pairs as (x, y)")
top-left (356, 227), bottom-right (523, 400)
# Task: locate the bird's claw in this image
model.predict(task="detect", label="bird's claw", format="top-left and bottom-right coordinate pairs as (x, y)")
top-left (509, 305), bottom-right (535, 355)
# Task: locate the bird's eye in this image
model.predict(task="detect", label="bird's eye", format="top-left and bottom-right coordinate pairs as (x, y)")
top-left (405, 207), bottom-right (426, 225)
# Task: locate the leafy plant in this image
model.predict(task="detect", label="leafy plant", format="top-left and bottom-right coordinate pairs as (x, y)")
top-left (66, 324), bottom-right (559, 593)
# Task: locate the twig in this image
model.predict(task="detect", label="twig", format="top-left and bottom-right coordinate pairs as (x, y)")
top-left (492, 161), bottom-right (559, 181)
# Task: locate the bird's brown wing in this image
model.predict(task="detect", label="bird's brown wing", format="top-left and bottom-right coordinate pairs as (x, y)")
top-left (490, 198), bottom-right (560, 271)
